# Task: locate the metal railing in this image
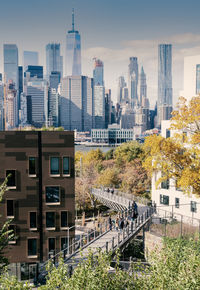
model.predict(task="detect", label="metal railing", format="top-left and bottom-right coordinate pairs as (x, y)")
top-left (39, 206), bottom-right (154, 275)
top-left (91, 188), bottom-right (150, 208)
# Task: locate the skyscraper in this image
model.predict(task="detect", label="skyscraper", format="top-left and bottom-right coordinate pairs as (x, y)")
top-left (25, 66), bottom-right (43, 79)
top-left (66, 9), bottom-right (81, 76)
top-left (93, 58), bottom-right (104, 86)
top-left (60, 76), bottom-right (93, 131)
top-left (46, 43), bottom-right (63, 79)
top-left (157, 44), bottom-right (173, 126)
top-left (117, 76), bottom-right (126, 104)
top-left (139, 66), bottom-right (147, 104)
top-left (94, 86), bottom-right (105, 129)
top-left (128, 57), bottom-right (138, 108)
top-left (4, 44), bottom-right (18, 88)
top-left (23, 51), bottom-right (38, 69)
top-left (18, 66), bottom-right (23, 110)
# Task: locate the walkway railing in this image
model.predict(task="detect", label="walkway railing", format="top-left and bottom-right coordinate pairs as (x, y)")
top-left (39, 206), bottom-right (154, 275)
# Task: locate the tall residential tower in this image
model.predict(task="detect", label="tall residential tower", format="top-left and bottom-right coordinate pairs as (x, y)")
top-left (157, 44), bottom-right (173, 126)
top-left (46, 43), bottom-right (63, 79)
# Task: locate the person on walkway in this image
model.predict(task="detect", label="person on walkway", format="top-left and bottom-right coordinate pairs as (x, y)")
top-left (116, 217), bottom-right (119, 231)
top-left (120, 218), bottom-right (124, 231)
top-left (108, 215), bottom-right (112, 230)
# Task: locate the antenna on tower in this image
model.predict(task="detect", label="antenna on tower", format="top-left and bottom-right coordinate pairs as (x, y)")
top-left (72, 8), bottom-right (75, 31)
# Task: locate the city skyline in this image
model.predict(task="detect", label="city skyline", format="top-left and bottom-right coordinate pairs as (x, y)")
top-left (0, 0), bottom-right (200, 106)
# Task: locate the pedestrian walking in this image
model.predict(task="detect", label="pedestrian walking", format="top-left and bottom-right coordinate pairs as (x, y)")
top-left (108, 215), bottom-right (112, 230)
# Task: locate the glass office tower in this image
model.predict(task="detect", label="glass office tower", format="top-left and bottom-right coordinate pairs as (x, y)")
top-left (46, 43), bottom-right (63, 79)
top-left (4, 44), bottom-right (18, 88)
top-left (66, 9), bottom-right (81, 76)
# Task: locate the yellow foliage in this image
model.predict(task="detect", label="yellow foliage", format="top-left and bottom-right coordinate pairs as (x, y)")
top-left (144, 96), bottom-right (200, 196)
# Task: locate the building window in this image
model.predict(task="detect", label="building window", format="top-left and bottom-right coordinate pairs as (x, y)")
top-left (166, 129), bottom-right (170, 138)
top-left (161, 179), bottom-right (169, 189)
top-left (29, 212), bottom-right (37, 230)
top-left (6, 170), bottom-right (16, 189)
top-left (8, 225), bottom-right (17, 244)
top-left (29, 157), bottom-right (36, 176)
top-left (63, 157), bottom-right (70, 176)
top-left (7, 200), bottom-right (14, 218)
top-left (48, 238), bottom-right (55, 253)
top-left (175, 180), bottom-right (182, 191)
top-left (61, 211), bottom-right (68, 228)
top-left (160, 194), bottom-right (169, 205)
top-left (175, 198), bottom-right (179, 208)
top-left (50, 157), bottom-right (60, 175)
top-left (28, 239), bottom-right (37, 257)
top-left (61, 237), bottom-right (68, 250)
top-left (46, 212), bottom-right (55, 230)
top-left (45, 186), bottom-right (60, 204)
top-left (191, 201), bottom-right (197, 213)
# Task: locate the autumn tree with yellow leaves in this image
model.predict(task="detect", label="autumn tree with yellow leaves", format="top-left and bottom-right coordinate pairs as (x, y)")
top-left (143, 96), bottom-right (200, 196)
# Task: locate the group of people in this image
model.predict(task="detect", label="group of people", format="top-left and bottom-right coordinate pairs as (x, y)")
top-left (108, 201), bottom-right (138, 231)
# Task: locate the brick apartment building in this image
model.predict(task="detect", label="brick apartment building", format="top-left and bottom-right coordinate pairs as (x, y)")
top-left (0, 131), bottom-right (75, 279)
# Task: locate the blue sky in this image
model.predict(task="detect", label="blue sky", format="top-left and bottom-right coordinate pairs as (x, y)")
top-left (1, 0), bottom-right (200, 105)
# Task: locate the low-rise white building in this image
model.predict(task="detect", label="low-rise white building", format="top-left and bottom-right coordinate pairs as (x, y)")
top-left (152, 120), bottom-right (200, 221)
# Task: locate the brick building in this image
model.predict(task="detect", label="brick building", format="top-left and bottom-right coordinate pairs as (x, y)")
top-left (0, 131), bottom-right (75, 279)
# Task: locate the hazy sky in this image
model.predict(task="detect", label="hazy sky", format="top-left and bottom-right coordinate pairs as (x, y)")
top-left (1, 0), bottom-right (200, 106)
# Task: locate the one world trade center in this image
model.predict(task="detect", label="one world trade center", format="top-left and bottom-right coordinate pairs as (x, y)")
top-left (66, 9), bottom-right (81, 76)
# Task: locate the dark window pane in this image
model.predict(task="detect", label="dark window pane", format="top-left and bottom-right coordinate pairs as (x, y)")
top-left (50, 157), bottom-right (59, 175)
top-left (191, 201), bottom-right (197, 213)
top-left (46, 212), bottom-right (55, 228)
top-left (45, 186), bottom-right (60, 203)
top-left (48, 238), bottom-right (55, 252)
top-left (160, 195), bottom-right (169, 205)
top-left (6, 170), bottom-right (16, 187)
top-left (61, 237), bottom-right (68, 250)
top-left (161, 179), bottom-right (169, 189)
top-left (175, 198), bottom-right (179, 208)
top-left (29, 157), bottom-right (36, 175)
top-left (61, 211), bottom-right (68, 228)
top-left (63, 157), bottom-right (70, 175)
top-left (166, 129), bottom-right (170, 138)
top-left (28, 239), bottom-right (37, 256)
top-left (30, 212), bottom-right (37, 229)
top-left (7, 200), bottom-right (14, 217)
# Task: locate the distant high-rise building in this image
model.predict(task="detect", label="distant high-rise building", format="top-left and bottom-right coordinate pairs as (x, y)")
top-left (94, 86), bottom-right (105, 129)
top-left (0, 74), bottom-right (2, 82)
top-left (128, 57), bottom-right (138, 107)
top-left (25, 79), bottom-right (48, 127)
top-left (4, 44), bottom-right (18, 88)
top-left (49, 71), bottom-right (61, 90)
top-left (25, 65), bottom-right (43, 79)
top-left (60, 76), bottom-right (93, 131)
top-left (179, 55), bottom-right (200, 102)
top-left (117, 76), bottom-right (126, 104)
top-left (23, 51), bottom-right (38, 69)
top-left (18, 66), bottom-right (23, 109)
top-left (46, 43), bottom-right (63, 79)
top-left (196, 64), bottom-right (200, 95)
top-left (48, 88), bottom-right (59, 127)
top-left (5, 82), bottom-right (18, 129)
top-left (93, 58), bottom-right (104, 86)
top-left (157, 44), bottom-right (173, 126)
top-left (66, 9), bottom-right (81, 76)
top-left (105, 89), bottom-right (112, 128)
top-left (0, 82), bottom-right (4, 130)
top-left (139, 66), bottom-right (147, 103)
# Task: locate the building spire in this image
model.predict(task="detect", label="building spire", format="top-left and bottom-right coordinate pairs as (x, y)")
top-left (72, 8), bottom-right (75, 31)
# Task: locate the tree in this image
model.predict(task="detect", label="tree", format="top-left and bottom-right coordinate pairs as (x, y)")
top-left (114, 141), bottom-right (143, 166)
top-left (143, 96), bottom-right (200, 195)
top-left (0, 179), bottom-right (14, 272)
top-left (119, 159), bottom-right (150, 196)
top-left (97, 167), bottom-right (120, 188)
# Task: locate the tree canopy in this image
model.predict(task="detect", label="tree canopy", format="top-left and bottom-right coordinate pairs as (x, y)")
top-left (143, 96), bottom-right (200, 196)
